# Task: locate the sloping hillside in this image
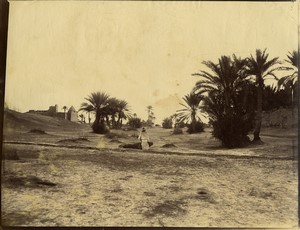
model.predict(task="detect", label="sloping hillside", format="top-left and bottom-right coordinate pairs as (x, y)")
top-left (3, 109), bottom-right (84, 133)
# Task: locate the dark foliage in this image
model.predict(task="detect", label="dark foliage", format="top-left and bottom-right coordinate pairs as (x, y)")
top-left (128, 117), bottom-right (142, 129)
top-left (204, 85), bottom-right (255, 148)
top-left (245, 84), bottom-right (294, 111)
top-left (105, 132), bottom-right (127, 139)
top-left (119, 141), bottom-right (153, 149)
top-left (176, 121), bottom-right (187, 128)
top-left (194, 55), bottom-right (255, 148)
top-left (173, 127), bottom-right (183, 135)
top-left (29, 129), bottom-right (47, 134)
top-left (162, 117), bottom-right (173, 129)
top-left (161, 143), bottom-right (177, 148)
top-left (92, 122), bottom-right (110, 134)
top-left (187, 121), bottom-right (204, 134)
top-left (264, 87), bottom-right (292, 110)
top-left (4, 151), bottom-right (19, 160)
top-left (210, 113), bottom-right (252, 148)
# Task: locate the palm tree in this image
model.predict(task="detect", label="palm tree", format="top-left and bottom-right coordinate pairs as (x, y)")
top-left (79, 114), bottom-right (85, 123)
top-left (79, 103), bottom-right (94, 125)
top-left (245, 49), bottom-right (280, 142)
top-left (62, 106), bottom-right (68, 119)
top-left (193, 55), bottom-right (255, 147)
top-left (278, 50), bottom-right (298, 106)
top-left (146, 105), bottom-right (154, 126)
top-left (193, 55), bottom-right (247, 111)
top-left (170, 113), bottom-right (178, 128)
top-left (81, 92), bottom-right (110, 127)
top-left (177, 93), bottom-right (204, 130)
top-left (146, 106), bottom-right (153, 118)
top-left (106, 97), bottom-right (119, 128)
top-left (116, 100), bottom-right (131, 128)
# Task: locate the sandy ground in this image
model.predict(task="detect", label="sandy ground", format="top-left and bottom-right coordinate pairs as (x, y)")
top-left (1, 124), bottom-right (298, 227)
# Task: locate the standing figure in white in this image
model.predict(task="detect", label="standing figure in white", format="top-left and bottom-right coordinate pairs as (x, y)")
top-left (138, 127), bottom-right (150, 150)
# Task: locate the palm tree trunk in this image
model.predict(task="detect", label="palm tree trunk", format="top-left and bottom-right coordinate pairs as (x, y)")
top-left (117, 114), bottom-right (121, 128)
top-left (191, 110), bottom-right (196, 132)
top-left (105, 115), bottom-right (110, 127)
top-left (111, 115), bottom-right (116, 129)
top-left (95, 111), bottom-right (101, 125)
top-left (88, 112), bottom-right (91, 125)
top-left (253, 83), bottom-right (263, 142)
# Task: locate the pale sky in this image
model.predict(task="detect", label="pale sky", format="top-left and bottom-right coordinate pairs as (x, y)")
top-left (5, 1), bottom-right (298, 123)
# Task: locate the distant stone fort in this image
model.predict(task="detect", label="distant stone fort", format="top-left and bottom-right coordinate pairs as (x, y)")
top-left (28, 104), bottom-right (78, 122)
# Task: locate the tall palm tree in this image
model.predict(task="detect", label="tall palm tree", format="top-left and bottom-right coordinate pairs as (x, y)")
top-left (278, 50), bottom-right (298, 106)
top-left (193, 55), bottom-right (247, 111)
top-left (62, 106), bottom-right (68, 119)
top-left (81, 92), bottom-right (110, 127)
top-left (177, 93), bottom-right (204, 128)
top-left (245, 49), bottom-right (280, 142)
top-left (116, 100), bottom-right (131, 128)
top-left (79, 103), bottom-right (94, 125)
top-left (146, 106), bottom-right (153, 118)
top-left (193, 55), bottom-right (254, 147)
top-left (106, 97), bottom-right (119, 128)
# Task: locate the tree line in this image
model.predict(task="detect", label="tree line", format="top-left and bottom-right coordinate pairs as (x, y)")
top-left (80, 49), bottom-right (297, 148)
top-left (163, 49), bottom-right (297, 148)
top-left (79, 92), bottom-right (156, 133)
top-left (79, 92), bottom-right (131, 133)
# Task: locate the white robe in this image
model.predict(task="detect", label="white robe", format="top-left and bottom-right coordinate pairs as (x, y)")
top-left (138, 132), bottom-right (150, 150)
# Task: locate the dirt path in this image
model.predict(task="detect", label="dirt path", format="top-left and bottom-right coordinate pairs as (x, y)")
top-left (2, 143), bottom-right (298, 227)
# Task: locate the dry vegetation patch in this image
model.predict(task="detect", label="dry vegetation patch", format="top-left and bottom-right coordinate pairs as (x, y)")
top-left (57, 137), bottom-right (90, 144)
top-left (144, 199), bottom-right (187, 218)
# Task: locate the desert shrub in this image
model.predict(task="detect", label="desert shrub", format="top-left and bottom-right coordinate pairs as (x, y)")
top-left (203, 90), bottom-right (254, 148)
top-left (161, 143), bottom-right (177, 148)
top-left (4, 151), bottom-right (19, 160)
top-left (162, 117), bottom-right (173, 129)
top-left (173, 127), bottom-right (183, 135)
top-left (105, 132), bottom-right (127, 139)
top-left (176, 121), bottom-right (186, 128)
top-left (29, 129), bottom-right (47, 134)
top-left (187, 121), bottom-right (204, 134)
top-left (92, 122), bottom-right (110, 134)
top-left (128, 117), bottom-right (142, 129)
top-left (123, 127), bottom-right (137, 131)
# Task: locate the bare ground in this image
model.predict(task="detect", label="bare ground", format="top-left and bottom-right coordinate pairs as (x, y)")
top-left (1, 111), bottom-right (298, 227)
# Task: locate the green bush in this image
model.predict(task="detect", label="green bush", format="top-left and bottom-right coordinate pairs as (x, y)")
top-left (92, 122), bottom-right (110, 134)
top-left (173, 127), bottom-right (183, 134)
top-left (187, 121), bottom-right (204, 134)
top-left (162, 117), bottom-right (173, 129)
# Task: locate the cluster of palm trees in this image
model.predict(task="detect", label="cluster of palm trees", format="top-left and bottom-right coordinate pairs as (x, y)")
top-left (80, 92), bottom-right (131, 132)
top-left (176, 49), bottom-right (297, 147)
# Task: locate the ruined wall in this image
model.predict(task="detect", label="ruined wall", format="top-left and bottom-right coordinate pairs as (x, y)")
top-left (67, 111), bottom-right (78, 122)
top-left (28, 105), bottom-right (78, 122)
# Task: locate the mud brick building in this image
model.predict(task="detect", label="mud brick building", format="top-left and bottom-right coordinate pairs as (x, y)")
top-left (28, 104), bottom-right (79, 122)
